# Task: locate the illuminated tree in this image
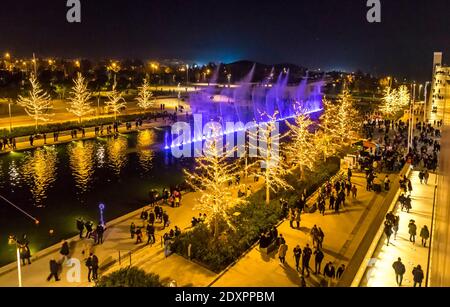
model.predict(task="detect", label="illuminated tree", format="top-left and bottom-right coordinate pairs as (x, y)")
top-left (17, 74), bottom-right (54, 129)
top-left (335, 89), bottom-right (360, 144)
top-left (250, 112), bottom-right (293, 205)
top-left (184, 135), bottom-right (245, 238)
top-left (317, 97), bottom-right (340, 159)
top-left (67, 72), bottom-right (93, 123)
top-left (285, 112), bottom-right (317, 180)
top-left (380, 86), bottom-right (410, 118)
top-left (105, 81), bottom-right (126, 120)
top-left (135, 78), bottom-right (154, 111)
top-left (380, 87), bottom-right (399, 117)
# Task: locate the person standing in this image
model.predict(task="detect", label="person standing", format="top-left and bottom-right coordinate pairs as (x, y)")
top-left (295, 208), bottom-right (301, 229)
top-left (146, 223), bottom-right (155, 245)
top-left (420, 225), bottom-right (430, 247)
top-left (96, 224), bottom-right (105, 245)
top-left (47, 258), bottom-right (60, 282)
top-left (314, 248), bottom-right (324, 275)
top-left (130, 222), bottom-right (136, 239)
top-left (392, 258), bottom-right (406, 286)
top-left (86, 253), bottom-right (93, 282)
top-left (76, 218), bottom-right (84, 238)
top-left (278, 243), bottom-right (288, 265)
top-left (351, 185), bottom-right (357, 198)
top-left (59, 240), bottom-right (70, 263)
top-left (393, 215), bottom-right (400, 240)
top-left (92, 253), bottom-right (99, 281)
top-left (135, 227), bottom-right (143, 244)
top-left (409, 220), bottom-right (417, 243)
top-left (412, 265), bottom-right (424, 287)
top-left (302, 244), bottom-right (312, 277)
top-left (329, 193), bottom-right (335, 210)
top-left (293, 245), bottom-right (302, 271)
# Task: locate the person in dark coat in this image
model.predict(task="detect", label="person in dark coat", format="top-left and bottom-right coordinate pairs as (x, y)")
top-left (412, 265), bottom-right (424, 287)
top-left (324, 262), bottom-right (336, 287)
top-left (96, 224), bottom-right (105, 245)
top-left (148, 211), bottom-right (155, 225)
top-left (392, 258), bottom-right (406, 286)
top-left (76, 218), bottom-right (84, 238)
top-left (409, 220), bottom-right (417, 243)
top-left (314, 248), bottom-right (324, 275)
top-left (420, 225), bottom-right (430, 247)
top-left (293, 245), bottom-right (302, 271)
top-left (92, 254), bottom-right (99, 280)
top-left (47, 258), bottom-right (60, 282)
top-left (302, 244), bottom-right (312, 277)
top-left (59, 241), bottom-right (70, 262)
top-left (146, 224), bottom-right (155, 244)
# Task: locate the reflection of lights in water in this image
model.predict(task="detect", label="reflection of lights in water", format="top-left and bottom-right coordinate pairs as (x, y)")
top-left (106, 137), bottom-right (127, 175)
top-left (21, 147), bottom-right (58, 206)
top-left (8, 161), bottom-right (21, 187)
top-left (68, 141), bottom-right (95, 193)
top-left (96, 145), bottom-right (105, 167)
top-left (137, 130), bottom-right (155, 172)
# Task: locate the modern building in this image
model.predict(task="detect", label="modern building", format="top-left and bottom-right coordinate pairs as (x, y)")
top-left (429, 52), bottom-right (450, 124)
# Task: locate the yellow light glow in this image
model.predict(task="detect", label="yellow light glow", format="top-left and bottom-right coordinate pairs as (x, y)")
top-left (4, 52), bottom-right (10, 59)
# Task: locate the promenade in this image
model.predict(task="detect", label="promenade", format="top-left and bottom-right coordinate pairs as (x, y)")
top-left (360, 171), bottom-right (436, 287)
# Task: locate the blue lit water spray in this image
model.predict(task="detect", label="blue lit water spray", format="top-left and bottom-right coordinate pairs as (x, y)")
top-left (99, 203), bottom-right (105, 226)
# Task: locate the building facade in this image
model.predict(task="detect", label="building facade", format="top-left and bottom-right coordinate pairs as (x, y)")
top-left (429, 52), bottom-right (450, 124)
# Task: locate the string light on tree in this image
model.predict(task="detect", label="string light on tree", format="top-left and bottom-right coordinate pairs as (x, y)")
top-left (135, 78), bottom-right (154, 111)
top-left (105, 80), bottom-right (126, 120)
top-left (67, 72), bottom-right (93, 123)
top-left (17, 74), bottom-right (54, 130)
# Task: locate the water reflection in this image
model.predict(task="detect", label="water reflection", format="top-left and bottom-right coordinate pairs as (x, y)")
top-left (137, 130), bottom-right (156, 173)
top-left (106, 136), bottom-right (127, 175)
top-left (21, 147), bottom-right (58, 206)
top-left (68, 141), bottom-right (95, 193)
top-left (8, 161), bottom-right (21, 188)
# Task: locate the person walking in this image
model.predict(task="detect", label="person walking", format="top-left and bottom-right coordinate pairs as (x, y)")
top-left (317, 227), bottom-right (325, 249)
top-left (329, 193), bottom-right (335, 210)
top-left (302, 244), bottom-right (312, 277)
top-left (424, 170), bottom-right (430, 185)
top-left (47, 258), bottom-right (60, 282)
top-left (420, 225), bottom-right (430, 247)
top-left (318, 198), bottom-right (326, 216)
top-left (336, 264), bottom-right (345, 279)
top-left (314, 248), bottom-right (324, 275)
top-left (295, 208), bottom-right (301, 229)
top-left (392, 258), bottom-right (406, 286)
top-left (384, 221), bottom-right (393, 246)
top-left (418, 171), bottom-right (424, 184)
top-left (289, 208), bottom-right (295, 228)
top-left (310, 225), bottom-right (319, 248)
top-left (409, 220), bottom-right (417, 243)
top-left (278, 242), bottom-right (288, 265)
top-left (324, 262), bottom-right (336, 287)
top-left (293, 245), bottom-right (302, 271)
top-left (412, 265), bottom-right (424, 287)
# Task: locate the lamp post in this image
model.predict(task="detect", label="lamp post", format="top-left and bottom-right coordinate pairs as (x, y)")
top-left (8, 101), bottom-right (12, 133)
top-left (99, 203), bottom-right (105, 226)
top-left (8, 235), bottom-right (22, 287)
top-left (186, 64), bottom-right (189, 87)
top-left (423, 81), bottom-right (430, 129)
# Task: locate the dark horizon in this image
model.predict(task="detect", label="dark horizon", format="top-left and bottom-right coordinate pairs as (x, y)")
top-left (0, 0), bottom-right (449, 82)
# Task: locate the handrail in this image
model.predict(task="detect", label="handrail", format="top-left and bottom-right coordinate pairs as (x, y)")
top-left (425, 175), bottom-right (438, 287)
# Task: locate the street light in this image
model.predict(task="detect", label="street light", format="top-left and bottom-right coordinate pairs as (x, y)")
top-left (8, 235), bottom-right (22, 287)
top-left (186, 64), bottom-right (189, 87)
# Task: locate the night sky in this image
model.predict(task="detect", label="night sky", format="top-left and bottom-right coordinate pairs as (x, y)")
top-left (0, 0), bottom-right (449, 80)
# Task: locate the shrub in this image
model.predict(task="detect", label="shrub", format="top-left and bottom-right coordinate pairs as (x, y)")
top-left (96, 267), bottom-right (164, 287)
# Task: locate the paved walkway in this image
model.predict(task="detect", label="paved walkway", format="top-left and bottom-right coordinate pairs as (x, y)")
top-left (360, 171), bottom-right (436, 287)
top-left (212, 170), bottom-right (391, 287)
